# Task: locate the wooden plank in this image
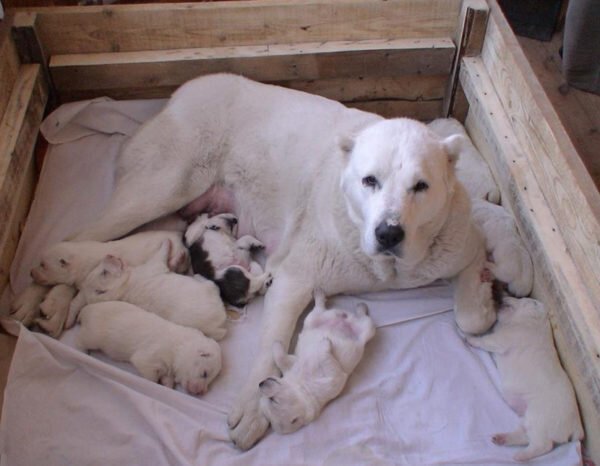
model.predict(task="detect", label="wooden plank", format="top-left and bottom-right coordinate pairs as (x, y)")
top-left (481, 6), bottom-right (600, 369)
top-left (442, 0), bottom-right (489, 118)
top-left (19, 0), bottom-right (461, 55)
top-left (49, 38), bottom-right (454, 95)
top-left (348, 99), bottom-right (442, 120)
top-left (0, 64), bottom-right (48, 296)
top-left (461, 56), bottom-right (600, 463)
top-left (0, 15), bottom-right (21, 124)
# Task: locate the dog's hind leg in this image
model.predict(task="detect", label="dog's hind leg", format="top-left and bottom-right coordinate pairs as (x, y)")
top-left (228, 270), bottom-right (313, 449)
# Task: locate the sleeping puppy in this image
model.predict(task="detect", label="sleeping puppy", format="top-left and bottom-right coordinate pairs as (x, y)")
top-left (471, 199), bottom-right (534, 297)
top-left (185, 213), bottom-right (272, 307)
top-left (76, 301), bottom-right (221, 395)
top-left (258, 291), bottom-right (375, 434)
top-left (30, 230), bottom-right (190, 287)
top-left (68, 239), bottom-right (227, 340)
top-left (34, 284), bottom-right (77, 338)
top-left (467, 297), bottom-right (584, 462)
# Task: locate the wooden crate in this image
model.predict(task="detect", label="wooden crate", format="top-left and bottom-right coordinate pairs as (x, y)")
top-left (1, 0), bottom-right (599, 460)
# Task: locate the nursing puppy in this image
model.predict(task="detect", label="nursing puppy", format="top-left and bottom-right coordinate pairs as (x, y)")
top-left (467, 297), bottom-right (583, 461)
top-left (77, 301), bottom-right (221, 395)
top-left (185, 213), bottom-right (272, 307)
top-left (259, 291), bottom-right (375, 434)
top-left (67, 74), bottom-right (497, 448)
top-left (471, 199), bottom-right (533, 297)
top-left (428, 117), bottom-right (500, 203)
top-left (30, 230), bottom-right (190, 287)
top-left (68, 239), bottom-right (227, 340)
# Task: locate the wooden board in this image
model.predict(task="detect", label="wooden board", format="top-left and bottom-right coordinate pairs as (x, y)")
top-left (0, 17), bottom-right (21, 124)
top-left (461, 55), bottom-right (600, 462)
top-left (49, 38), bottom-right (454, 100)
top-left (14, 0), bottom-right (461, 55)
top-left (0, 64), bottom-right (48, 296)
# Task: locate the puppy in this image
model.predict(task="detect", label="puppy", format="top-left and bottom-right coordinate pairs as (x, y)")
top-left (471, 199), bottom-right (534, 297)
top-left (68, 239), bottom-right (227, 340)
top-left (30, 230), bottom-right (190, 287)
top-left (428, 117), bottom-right (500, 203)
top-left (259, 291), bottom-right (375, 434)
top-left (467, 297), bottom-right (584, 461)
top-left (9, 283), bottom-right (50, 327)
top-left (76, 301), bottom-right (221, 395)
top-left (34, 284), bottom-right (77, 338)
top-left (185, 213), bottom-right (272, 307)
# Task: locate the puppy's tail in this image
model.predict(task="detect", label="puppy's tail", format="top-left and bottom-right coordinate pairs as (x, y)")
top-left (313, 289), bottom-right (327, 311)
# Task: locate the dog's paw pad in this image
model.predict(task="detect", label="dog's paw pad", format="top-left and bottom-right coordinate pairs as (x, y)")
top-left (265, 274), bottom-right (273, 288)
top-left (492, 434), bottom-right (506, 445)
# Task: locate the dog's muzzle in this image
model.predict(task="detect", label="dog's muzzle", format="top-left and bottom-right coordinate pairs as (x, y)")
top-left (375, 220), bottom-right (405, 251)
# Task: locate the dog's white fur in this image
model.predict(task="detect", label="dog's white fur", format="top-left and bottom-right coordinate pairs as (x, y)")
top-left (259, 291), bottom-right (375, 434)
top-left (8, 283), bottom-right (49, 327)
top-left (66, 73), bottom-right (496, 448)
top-left (467, 297), bottom-right (583, 461)
top-left (35, 284), bottom-right (77, 338)
top-left (30, 230), bottom-right (190, 287)
top-left (185, 213), bottom-right (272, 306)
top-left (77, 301), bottom-right (222, 395)
top-left (470, 199), bottom-right (534, 297)
top-left (68, 239), bottom-right (227, 340)
top-left (428, 118), bottom-right (500, 203)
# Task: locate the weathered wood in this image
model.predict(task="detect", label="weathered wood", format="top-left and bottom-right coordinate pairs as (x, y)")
top-left (443, 0), bottom-right (489, 118)
top-left (348, 99), bottom-right (442, 120)
top-left (0, 64), bottom-right (48, 296)
top-left (461, 55), bottom-right (600, 462)
top-left (22, 0), bottom-right (461, 55)
top-left (0, 16), bottom-right (21, 124)
top-left (49, 38), bottom-right (454, 97)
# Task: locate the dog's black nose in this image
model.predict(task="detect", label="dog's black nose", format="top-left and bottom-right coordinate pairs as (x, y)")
top-left (375, 221), bottom-right (405, 250)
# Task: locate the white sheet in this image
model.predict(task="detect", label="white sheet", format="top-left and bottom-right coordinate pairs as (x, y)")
top-left (0, 98), bottom-right (583, 465)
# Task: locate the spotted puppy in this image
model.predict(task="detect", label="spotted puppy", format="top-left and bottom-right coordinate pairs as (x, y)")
top-left (77, 301), bottom-right (221, 395)
top-left (467, 297), bottom-right (583, 461)
top-left (185, 213), bottom-right (272, 307)
top-left (259, 291), bottom-right (376, 434)
top-left (69, 239), bottom-right (227, 340)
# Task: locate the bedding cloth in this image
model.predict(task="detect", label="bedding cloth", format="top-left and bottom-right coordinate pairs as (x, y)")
top-left (0, 98), bottom-right (583, 465)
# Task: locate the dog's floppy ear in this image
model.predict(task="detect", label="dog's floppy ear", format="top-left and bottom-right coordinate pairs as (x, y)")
top-left (338, 134), bottom-right (355, 158)
top-left (272, 340), bottom-right (296, 374)
top-left (258, 377), bottom-right (281, 396)
top-left (440, 134), bottom-right (465, 166)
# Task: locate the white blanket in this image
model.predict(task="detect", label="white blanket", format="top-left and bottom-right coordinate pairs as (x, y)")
top-left (0, 98), bottom-right (582, 465)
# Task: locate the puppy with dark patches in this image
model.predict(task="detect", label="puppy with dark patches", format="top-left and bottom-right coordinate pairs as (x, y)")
top-left (185, 213), bottom-right (273, 307)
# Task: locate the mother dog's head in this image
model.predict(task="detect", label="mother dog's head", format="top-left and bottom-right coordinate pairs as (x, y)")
top-left (340, 118), bottom-right (464, 265)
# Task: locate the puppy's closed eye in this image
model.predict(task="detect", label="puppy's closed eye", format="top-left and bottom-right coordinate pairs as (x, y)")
top-left (412, 180), bottom-right (429, 192)
top-left (95, 289), bottom-right (107, 295)
top-left (291, 417), bottom-right (299, 424)
top-left (206, 225), bottom-right (221, 231)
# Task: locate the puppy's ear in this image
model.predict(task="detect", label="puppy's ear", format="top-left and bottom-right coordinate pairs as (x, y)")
top-left (273, 340), bottom-right (296, 374)
top-left (258, 377), bottom-right (281, 396)
top-left (440, 134), bottom-right (465, 166)
top-left (338, 134), bottom-right (355, 158)
top-left (102, 255), bottom-right (124, 274)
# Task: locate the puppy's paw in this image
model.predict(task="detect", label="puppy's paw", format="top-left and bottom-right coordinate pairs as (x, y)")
top-left (260, 273), bottom-right (274, 294)
top-left (480, 267), bottom-right (494, 283)
top-left (10, 284), bottom-right (49, 327)
top-left (492, 434), bottom-right (506, 446)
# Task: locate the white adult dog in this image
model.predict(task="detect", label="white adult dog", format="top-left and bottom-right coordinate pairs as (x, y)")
top-left (77, 301), bottom-right (222, 395)
top-left (68, 239), bottom-right (228, 340)
top-left (467, 297), bottom-right (583, 461)
top-left (64, 73), bottom-right (496, 449)
top-left (259, 291), bottom-right (375, 434)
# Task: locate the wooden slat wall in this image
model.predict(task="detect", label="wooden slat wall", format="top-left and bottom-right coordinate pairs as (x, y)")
top-left (0, 64), bottom-right (48, 296)
top-left (0, 18), bottom-right (21, 124)
top-left (20, 0), bottom-right (461, 55)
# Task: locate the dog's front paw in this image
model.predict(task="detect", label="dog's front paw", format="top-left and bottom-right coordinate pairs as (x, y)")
top-left (260, 273), bottom-right (274, 295)
top-left (228, 391), bottom-right (270, 450)
top-left (10, 284), bottom-right (49, 327)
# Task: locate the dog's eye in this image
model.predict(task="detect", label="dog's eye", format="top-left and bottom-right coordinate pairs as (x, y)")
top-left (59, 259), bottom-right (68, 267)
top-left (362, 175), bottom-right (379, 189)
top-left (95, 289), bottom-right (106, 295)
top-left (413, 180), bottom-right (429, 192)
top-left (206, 225), bottom-right (220, 231)
top-left (291, 417), bottom-right (299, 424)
top-left (269, 397), bottom-right (278, 404)
top-left (203, 371), bottom-right (208, 378)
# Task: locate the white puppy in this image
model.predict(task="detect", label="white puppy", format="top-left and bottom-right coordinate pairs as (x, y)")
top-left (185, 213), bottom-right (272, 307)
top-left (471, 199), bottom-right (533, 297)
top-left (34, 284), bottom-right (77, 338)
top-left (259, 291), bottom-right (375, 434)
top-left (467, 297), bottom-right (584, 461)
top-left (77, 301), bottom-right (221, 395)
top-left (30, 230), bottom-right (190, 287)
top-left (429, 117), bottom-right (500, 203)
top-left (69, 239), bottom-right (227, 340)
